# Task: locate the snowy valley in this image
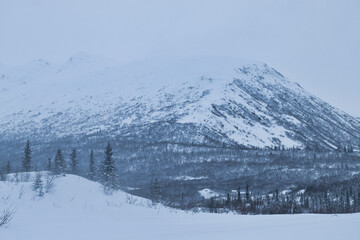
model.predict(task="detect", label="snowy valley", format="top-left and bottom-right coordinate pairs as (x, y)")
top-left (1, 0), bottom-right (360, 239)
top-left (1, 173), bottom-right (360, 240)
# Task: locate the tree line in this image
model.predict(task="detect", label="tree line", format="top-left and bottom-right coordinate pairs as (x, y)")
top-left (206, 184), bottom-right (360, 214)
top-left (1, 141), bottom-right (119, 193)
top-left (1, 140), bottom-right (359, 213)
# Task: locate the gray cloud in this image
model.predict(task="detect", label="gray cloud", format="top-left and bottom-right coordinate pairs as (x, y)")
top-left (0, 0), bottom-right (359, 116)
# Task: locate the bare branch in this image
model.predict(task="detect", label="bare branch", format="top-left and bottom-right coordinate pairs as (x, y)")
top-left (0, 206), bottom-right (16, 228)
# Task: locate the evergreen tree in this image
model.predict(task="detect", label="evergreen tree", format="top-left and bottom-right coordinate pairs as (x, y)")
top-left (47, 158), bottom-right (52, 172)
top-left (21, 140), bottom-right (32, 172)
top-left (245, 184), bottom-right (251, 203)
top-left (237, 187), bottom-right (242, 207)
top-left (345, 190), bottom-right (351, 213)
top-left (181, 193), bottom-right (185, 210)
top-left (353, 192), bottom-right (357, 213)
top-left (88, 150), bottom-right (96, 180)
top-left (151, 177), bottom-right (161, 204)
top-left (323, 191), bottom-right (330, 213)
top-left (225, 193), bottom-right (231, 208)
top-left (208, 197), bottom-right (216, 213)
top-left (54, 149), bottom-right (66, 175)
top-left (33, 172), bottom-right (44, 196)
top-left (275, 189), bottom-right (279, 202)
top-left (100, 143), bottom-right (117, 191)
top-left (70, 148), bottom-right (78, 174)
top-left (5, 160), bottom-right (11, 174)
top-left (348, 145), bottom-right (354, 153)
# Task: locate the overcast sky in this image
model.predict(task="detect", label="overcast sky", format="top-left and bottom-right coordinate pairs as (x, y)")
top-left (0, 0), bottom-right (359, 116)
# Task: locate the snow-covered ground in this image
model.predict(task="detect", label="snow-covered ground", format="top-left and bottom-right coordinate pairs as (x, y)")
top-left (1, 173), bottom-right (359, 240)
top-left (198, 188), bottom-right (220, 199)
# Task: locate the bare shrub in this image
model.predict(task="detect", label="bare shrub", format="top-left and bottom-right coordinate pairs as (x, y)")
top-left (18, 185), bottom-right (25, 199)
top-left (45, 174), bottom-right (57, 193)
top-left (0, 207), bottom-right (16, 228)
top-left (20, 172), bottom-right (30, 182)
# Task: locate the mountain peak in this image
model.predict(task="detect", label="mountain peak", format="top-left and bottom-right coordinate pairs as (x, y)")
top-left (57, 52), bottom-right (116, 74)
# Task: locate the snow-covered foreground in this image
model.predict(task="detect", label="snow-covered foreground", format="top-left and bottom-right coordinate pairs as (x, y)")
top-left (1, 174), bottom-right (359, 240)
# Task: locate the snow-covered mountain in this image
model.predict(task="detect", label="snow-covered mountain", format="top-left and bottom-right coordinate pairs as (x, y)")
top-left (1, 54), bottom-right (360, 152)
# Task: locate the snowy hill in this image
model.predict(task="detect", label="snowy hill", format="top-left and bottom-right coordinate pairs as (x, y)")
top-left (0, 55), bottom-right (360, 155)
top-left (1, 173), bottom-right (360, 240)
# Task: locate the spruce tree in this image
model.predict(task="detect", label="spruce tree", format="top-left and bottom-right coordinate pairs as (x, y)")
top-left (47, 158), bottom-right (52, 172)
top-left (88, 150), bottom-right (96, 180)
top-left (21, 140), bottom-right (32, 172)
top-left (70, 148), bottom-right (78, 174)
top-left (345, 190), bottom-right (351, 213)
top-left (246, 184), bottom-right (251, 203)
top-left (181, 193), bottom-right (185, 210)
top-left (225, 193), bottom-right (231, 208)
top-left (33, 172), bottom-right (44, 196)
top-left (353, 192), bottom-right (357, 213)
top-left (237, 187), bottom-right (242, 208)
top-left (348, 145), bottom-right (354, 153)
top-left (151, 178), bottom-right (161, 203)
top-left (54, 149), bottom-right (66, 175)
top-left (208, 197), bottom-right (216, 213)
top-left (5, 160), bottom-right (11, 174)
top-left (100, 143), bottom-right (117, 191)
top-left (275, 189), bottom-right (279, 202)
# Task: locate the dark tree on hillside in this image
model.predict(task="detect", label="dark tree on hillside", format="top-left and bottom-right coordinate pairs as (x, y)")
top-left (237, 187), bottom-right (242, 207)
top-left (88, 150), bottom-right (96, 181)
top-left (100, 143), bottom-right (117, 191)
top-left (275, 189), bottom-right (279, 203)
top-left (5, 160), bottom-right (11, 174)
top-left (348, 145), bottom-right (354, 153)
top-left (54, 149), bottom-right (66, 175)
top-left (47, 158), bottom-right (52, 172)
top-left (21, 140), bottom-right (32, 172)
top-left (70, 148), bottom-right (78, 174)
top-left (225, 193), bottom-right (231, 208)
top-left (33, 172), bottom-right (44, 197)
top-left (151, 178), bottom-right (161, 204)
top-left (181, 193), bottom-right (185, 210)
top-left (245, 184), bottom-right (251, 203)
top-left (346, 191), bottom-right (351, 213)
top-left (208, 197), bottom-right (216, 213)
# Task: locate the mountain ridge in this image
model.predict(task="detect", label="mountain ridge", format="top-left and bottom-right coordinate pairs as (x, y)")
top-left (0, 55), bottom-right (359, 154)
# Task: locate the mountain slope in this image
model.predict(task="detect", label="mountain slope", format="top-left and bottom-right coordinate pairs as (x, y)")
top-left (1, 173), bottom-right (360, 240)
top-left (0, 55), bottom-right (359, 152)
